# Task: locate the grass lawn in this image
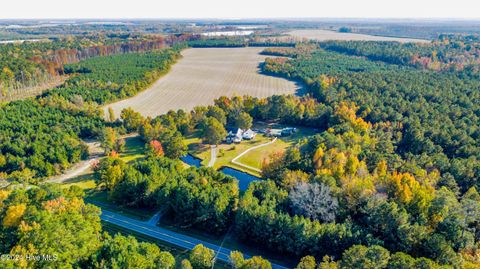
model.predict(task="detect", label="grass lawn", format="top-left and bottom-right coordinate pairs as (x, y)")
top-left (202, 135), bottom-right (273, 170)
top-left (235, 139), bottom-right (289, 171)
top-left (61, 174), bottom-right (97, 190)
top-left (184, 123), bottom-right (317, 176)
top-left (120, 135), bottom-right (146, 163)
top-left (235, 125), bottom-right (317, 171)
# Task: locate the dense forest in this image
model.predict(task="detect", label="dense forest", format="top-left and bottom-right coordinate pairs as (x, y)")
top-left (318, 35), bottom-right (480, 72)
top-left (0, 184), bottom-right (269, 269)
top-left (98, 92), bottom-right (480, 268)
top-left (0, 47), bottom-right (181, 181)
top-left (262, 45), bottom-right (480, 194)
top-left (0, 35), bottom-right (169, 100)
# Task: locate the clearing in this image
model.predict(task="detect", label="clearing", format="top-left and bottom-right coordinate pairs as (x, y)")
top-left (105, 47), bottom-right (302, 118)
top-left (287, 29), bottom-right (429, 43)
top-left (185, 123), bottom-right (316, 176)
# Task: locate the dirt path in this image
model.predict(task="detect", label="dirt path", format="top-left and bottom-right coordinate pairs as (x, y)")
top-left (208, 145), bottom-right (217, 167)
top-left (46, 140), bottom-right (103, 184)
top-left (46, 133), bottom-right (140, 184)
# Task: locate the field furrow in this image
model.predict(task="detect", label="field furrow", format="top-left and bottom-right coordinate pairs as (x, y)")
top-left (105, 47), bottom-right (302, 118)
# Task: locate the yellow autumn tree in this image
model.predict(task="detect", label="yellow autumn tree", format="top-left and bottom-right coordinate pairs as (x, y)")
top-left (386, 171), bottom-right (434, 214)
top-left (0, 189), bottom-right (10, 208)
top-left (334, 102), bottom-right (371, 134)
top-left (3, 203), bottom-right (27, 227)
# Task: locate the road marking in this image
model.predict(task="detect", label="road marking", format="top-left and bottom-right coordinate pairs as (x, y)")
top-left (100, 209), bottom-right (290, 269)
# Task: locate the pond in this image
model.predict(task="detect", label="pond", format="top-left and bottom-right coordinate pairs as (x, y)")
top-left (180, 154), bottom-right (202, 168)
top-left (180, 154), bottom-right (262, 191)
top-left (220, 167), bottom-right (262, 191)
top-left (201, 30), bottom-right (254, 37)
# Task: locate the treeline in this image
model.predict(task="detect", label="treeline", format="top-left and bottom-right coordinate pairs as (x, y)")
top-left (0, 184), bottom-right (272, 269)
top-left (186, 36), bottom-right (295, 48)
top-left (318, 35), bottom-right (480, 72)
top-left (262, 46), bottom-right (480, 194)
top-left (94, 156), bottom-right (238, 234)
top-left (46, 49), bottom-right (181, 104)
top-left (0, 48), bottom-right (181, 182)
top-left (0, 35), bottom-right (169, 100)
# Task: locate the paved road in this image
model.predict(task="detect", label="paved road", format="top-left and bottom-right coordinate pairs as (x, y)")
top-left (100, 209), bottom-right (290, 269)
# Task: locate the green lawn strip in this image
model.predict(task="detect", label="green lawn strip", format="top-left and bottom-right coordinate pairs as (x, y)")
top-left (120, 135), bottom-right (146, 163)
top-left (86, 190), bottom-right (155, 221)
top-left (59, 172), bottom-right (97, 190)
top-left (222, 163), bottom-right (262, 178)
top-left (235, 139), bottom-right (290, 171)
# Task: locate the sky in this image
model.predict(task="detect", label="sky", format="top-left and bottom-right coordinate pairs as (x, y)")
top-left (1, 0), bottom-right (479, 19)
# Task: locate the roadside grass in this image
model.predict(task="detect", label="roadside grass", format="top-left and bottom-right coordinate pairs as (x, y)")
top-left (102, 222), bottom-right (230, 269)
top-left (85, 190), bottom-right (156, 221)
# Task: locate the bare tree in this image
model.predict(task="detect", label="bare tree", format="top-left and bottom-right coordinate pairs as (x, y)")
top-left (289, 182), bottom-right (338, 223)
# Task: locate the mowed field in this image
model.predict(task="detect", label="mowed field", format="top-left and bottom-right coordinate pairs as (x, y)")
top-left (106, 47), bottom-right (302, 118)
top-left (287, 29), bottom-right (429, 43)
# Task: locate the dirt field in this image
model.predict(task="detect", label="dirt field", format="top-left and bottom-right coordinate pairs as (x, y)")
top-left (105, 47), bottom-right (302, 118)
top-left (287, 29), bottom-right (429, 43)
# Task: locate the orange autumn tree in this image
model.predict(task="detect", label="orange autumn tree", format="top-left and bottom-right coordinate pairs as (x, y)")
top-left (147, 140), bottom-right (165, 157)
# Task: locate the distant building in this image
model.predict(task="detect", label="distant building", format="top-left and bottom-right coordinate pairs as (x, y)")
top-left (266, 127), bottom-right (297, 137)
top-left (266, 128), bottom-right (283, 137)
top-left (242, 129), bottom-right (256, 140)
top-left (281, 127), bottom-right (297, 136)
top-left (226, 128), bottom-right (243, 144)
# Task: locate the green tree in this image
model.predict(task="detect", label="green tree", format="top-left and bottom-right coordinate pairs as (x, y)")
top-left (296, 256), bottom-right (317, 269)
top-left (200, 117), bottom-right (227, 145)
top-left (387, 252), bottom-right (415, 269)
top-left (242, 256), bottom-right (272, 269)
top-left (235, 111), bottom-right (253, 130)
top-left (229, 251), bottom-right (272, 269)
top-left (180, 259), bottom-right (193, 269)
top-left (339, 245), bottom-right (390, 269)
top-left (1, 189), bottom-right (102, 268)
top-left (108, 107), bottom-right (116, 122)
top-left (161, 131), bottom-right (187, 158)
top-left (101, 127), bottom-right (118, 154)
top-left (94, 157), bottom-right (126, 190)
top-left (89, 234), bottom-right (175, 269)
top-left (207, 105), bottom-right (227, 125)
top-left (121, 107), bottom-right (145, 132)
top-left (189, 244), bottom-right (214, 269)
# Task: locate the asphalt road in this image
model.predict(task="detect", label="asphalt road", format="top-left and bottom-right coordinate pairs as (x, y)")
top-left (100, 209), bottom-right (290, 269)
